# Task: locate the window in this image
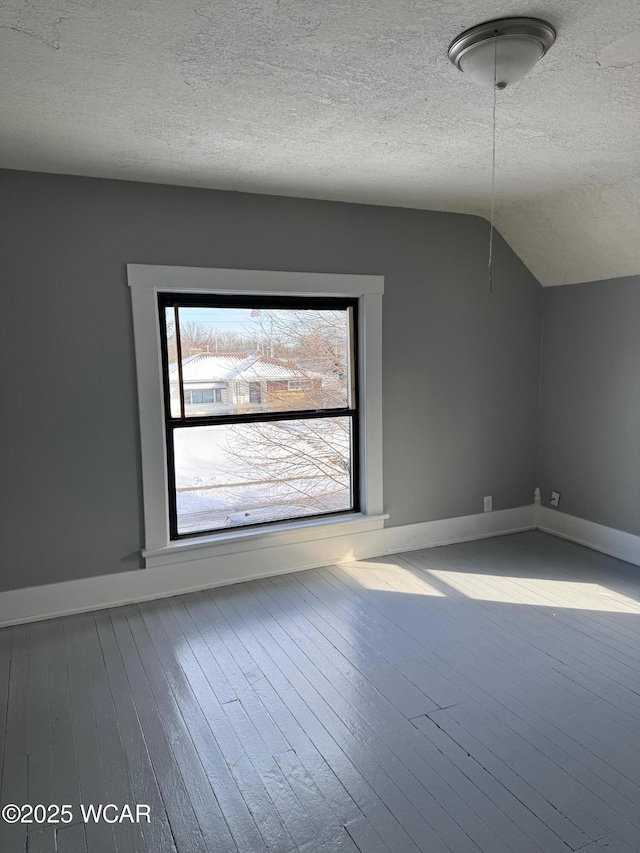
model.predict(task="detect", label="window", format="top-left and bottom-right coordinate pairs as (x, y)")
top-left (248, 382), bottom-right (262, 404)
top-left (127, 265), bottom-right (384, 566)
top-left (159, 294), bottom-right (359, 538)
top-left (288, 379), bottom-right (313, 391)
top-left (186, 389), bottom-right (222, 405)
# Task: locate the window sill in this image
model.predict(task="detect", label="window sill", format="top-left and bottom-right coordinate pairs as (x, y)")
top-left (142, 512), bottom-right (389, 568)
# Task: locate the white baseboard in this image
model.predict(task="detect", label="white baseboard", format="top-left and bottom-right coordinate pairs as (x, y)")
top-left (0, 506), bottom-right (535, 627)
top-left (536, 506), bottom-right (640, 567)
top-left (3, 506), bottom-right (637, 628)
top-left (382, 505), bottom-right (535, 555)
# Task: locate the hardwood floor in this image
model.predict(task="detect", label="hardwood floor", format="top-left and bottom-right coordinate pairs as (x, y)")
top-left (1, 530), bottom-right (640, 852)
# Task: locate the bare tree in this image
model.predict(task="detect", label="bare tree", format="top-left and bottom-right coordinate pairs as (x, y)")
top-left (248, 309), bottom-right (349, 409)
top-left (224, 308), bottom-right (352, 514)
top-left (225, 418), bottom-right (351, 514)
top-left (166, 321), bottom-right (255, 363)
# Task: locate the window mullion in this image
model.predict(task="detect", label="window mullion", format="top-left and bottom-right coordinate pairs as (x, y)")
top-left (165, 407), bottom-right (358, 429)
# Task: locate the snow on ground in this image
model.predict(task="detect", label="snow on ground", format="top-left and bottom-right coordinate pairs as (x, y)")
top-left (174, 423), bottom-right (351, 533)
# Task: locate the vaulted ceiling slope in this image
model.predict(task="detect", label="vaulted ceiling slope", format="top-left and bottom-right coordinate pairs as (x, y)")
top-left (1, 0), bottom-right (639, 286)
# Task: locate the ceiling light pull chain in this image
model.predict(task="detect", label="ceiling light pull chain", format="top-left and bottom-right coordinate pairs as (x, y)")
top-left (488, 31), bottom-right (498, 294)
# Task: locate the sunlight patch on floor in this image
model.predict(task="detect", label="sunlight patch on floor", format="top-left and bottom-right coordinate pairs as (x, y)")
top-left (341, 561), bottom-right (447, 595)
top-left (422, 569), bottom-right (640, 612)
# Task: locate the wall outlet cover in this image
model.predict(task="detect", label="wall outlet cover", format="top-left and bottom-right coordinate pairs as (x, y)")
top-left (550, 490), bottom-right (561, 507)
top-left (483, 496), bottom-right (493, 512)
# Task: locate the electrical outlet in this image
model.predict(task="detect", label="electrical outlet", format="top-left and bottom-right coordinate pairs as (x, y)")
top-left (483, 496), bottom-right (492, 512)
top-left (550, 490), bottom-right (561, 507)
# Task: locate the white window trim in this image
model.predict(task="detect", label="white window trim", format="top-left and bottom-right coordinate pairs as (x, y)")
top-left (127, 264), bottom-right (386, 568)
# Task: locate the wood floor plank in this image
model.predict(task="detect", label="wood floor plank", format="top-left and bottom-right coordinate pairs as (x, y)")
top-left (397, 552), bottom-right (640, 763)
top-left (0, 627), bottom-right (22, 853)
top-left (410, 712), bottom-right (571, 853)
top-left (46, 621), bottom-right (82, 820)
top-left (63, 614), bottom-right (119, 853)
top-left (0, 754), bottom-right (27, 853)
top-left (274, 748), bottom-right (361, 853)
top-left (3, 624), bottom-right (29, 771)
top-left (219, 698), bottom-right (334, 853)
top-left (144, 597), bottom-right (301, 853)
top-left (332, 544), bottom-right (631, 804)
top-left (415, 712), bottom-right (591, 850)
top-left (186, 591), bottom-right (367, 835)
top-left (389, 561), bottom-right (640, 812)
top-left (27, 826), bottom-right (56, 852)
top-left (107, 608), bottom-right (216, 853)
top-left (217, 581), bottom-right (472, 853)
top-left (437, 702), bottom-right (638, 846)
top-left (26, 621), bottom-right (55, 812)
top-left (412, 544), bottom-right (640, 686)
top-left (94, 611), bottom-right (179, 853)
top-left (263, 575), bottom-right (438, 718)
top-left (309, 563), bottom-right (592, 850)
top-left (124, 605), bottom-right (249, 853)
top-left (550, 664), bottom-right (640, 737)
top-left (259, 574), bottom-right (520, 853)
top-left (138, 599), bottom-right (272, 853)
top-left (509, 532), bottom-right (640, 603)
top-left (0, 628), bottom-right (12, 774)
top-left (81, 613), bottom-right (149, 853)
top-left (343, 815), bottom-right (393, 853)
top-left (55, 822), bottom-right (88, 853)
top-left (576, 834), bottom-right (638, 853)
top-left (389, 551), bottom-right (640, 791)
top-left (328, 562), bottom-right (639, 845)
top-left (204, 587), bottom-right (424, 853)
top-left (312, 569), bottom-right (587, 852)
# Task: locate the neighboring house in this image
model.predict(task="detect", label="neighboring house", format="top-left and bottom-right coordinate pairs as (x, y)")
top-left (168, 351), bottom-right (328, 416)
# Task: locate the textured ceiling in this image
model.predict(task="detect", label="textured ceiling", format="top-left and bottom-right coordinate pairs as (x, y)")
top-left (1, 0), bottom-right (639, 286)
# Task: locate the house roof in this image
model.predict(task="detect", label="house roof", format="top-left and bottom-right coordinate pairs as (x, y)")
top-left (168, 352), bottom-right (324, 384)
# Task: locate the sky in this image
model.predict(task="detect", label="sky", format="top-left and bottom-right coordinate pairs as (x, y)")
top-left (178, 306), bottom-right (255, 334)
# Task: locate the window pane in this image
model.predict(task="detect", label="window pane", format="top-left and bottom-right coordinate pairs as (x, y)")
top-left (167, 306), bottom-right (351, 418)
top-left (173, 417), bottom-right (353, 534)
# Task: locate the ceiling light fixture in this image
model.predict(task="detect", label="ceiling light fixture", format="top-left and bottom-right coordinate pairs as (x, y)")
top-left (448, 17), bottom-right (556, 89)
top-left (448, 17), bottom-right (556, 292)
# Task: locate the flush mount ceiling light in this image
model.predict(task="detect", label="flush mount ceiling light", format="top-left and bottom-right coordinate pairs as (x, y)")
top-left (448, 17), bottom-right (556, 89)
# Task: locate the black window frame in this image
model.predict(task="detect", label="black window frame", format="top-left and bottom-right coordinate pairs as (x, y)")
top-left (158, 292), bottom-right (360, 540)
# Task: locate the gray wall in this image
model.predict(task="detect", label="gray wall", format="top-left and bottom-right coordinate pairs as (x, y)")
top-left (539, 277), bottom-right (640, 535)
top-left (0, 169), bottom-right (542, 592)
